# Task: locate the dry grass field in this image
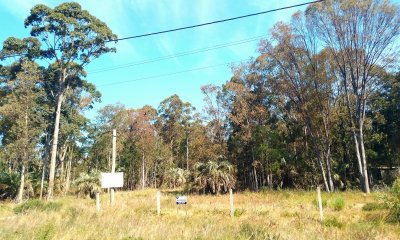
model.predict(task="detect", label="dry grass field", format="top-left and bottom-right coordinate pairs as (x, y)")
top-left (0, 189), bottom-right (399, 240)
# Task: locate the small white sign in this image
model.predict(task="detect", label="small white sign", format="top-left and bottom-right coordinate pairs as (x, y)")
top-left (101, 172), bottom-right (124, 188)
top-left (176, 196), bottom-right (187, 205)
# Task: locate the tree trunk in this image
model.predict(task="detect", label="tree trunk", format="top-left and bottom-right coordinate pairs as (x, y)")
top-left (186, 137), bottom-right (189, 171)
top-left (253, 166), bottom-right (259, 191)
top-left (65, 155), bottom-right (72, 195)
top-left (40, 160), bottom-right (46, 199)
top-left (142, 151), bottom-right (145, 189)
top-left (17, 164), bottom-right (25, 203)
top-left (47, 91), bottom-right (64, 200)
top-left (325, 148), bottom-right (334, 192)
top-left (59, 144), bottom-right (68, 191)
top-left (359, 128), bottom-right (370, 193)
top-left (307, 121), bottom-right (330, 192)
top-left (40, 136), bottom-right (50, 200)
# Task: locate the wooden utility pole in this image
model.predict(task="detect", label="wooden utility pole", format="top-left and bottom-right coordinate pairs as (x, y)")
top-left (110, 129), bottom-right (116, 205)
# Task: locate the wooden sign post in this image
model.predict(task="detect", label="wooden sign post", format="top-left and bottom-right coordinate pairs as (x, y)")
top-left (176, 196), bottom-right (187, 215)
top-left (317, 186), bottom-right (323, 223)
top-left (229, 188), bottom-right (234, 217)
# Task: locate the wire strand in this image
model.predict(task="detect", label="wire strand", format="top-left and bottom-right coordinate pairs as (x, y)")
top-left (88, 35), bottom-right (266, 74)
top-left (0, 0), bottom-right (323, 59)
top-left (97, 60), bottom-right (244, 87)
top-left (107, 0), bottom-right (324, 42)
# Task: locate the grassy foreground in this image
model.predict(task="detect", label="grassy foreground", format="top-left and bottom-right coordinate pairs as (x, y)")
top-left (0, 189), bottom-right (399, 240)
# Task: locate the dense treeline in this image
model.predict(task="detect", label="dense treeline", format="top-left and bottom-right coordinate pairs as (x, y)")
top-left (1, 0), bottom-right (399, 201)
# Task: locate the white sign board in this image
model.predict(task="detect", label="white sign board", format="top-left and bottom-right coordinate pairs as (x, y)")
top-left (101, 172), bottom-right (124, 188)
top-left (176, 196), bottom-right (187, 205)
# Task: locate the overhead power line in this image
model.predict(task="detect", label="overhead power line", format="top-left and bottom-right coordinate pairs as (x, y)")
top-left (89, 35), bottom-right (266, 74)
top-left (106, 0), bottom-right (324, 42)
top-left (0, 0), bottom-right (323, 59)
top-left (97, 60), bottom-right (243, 87)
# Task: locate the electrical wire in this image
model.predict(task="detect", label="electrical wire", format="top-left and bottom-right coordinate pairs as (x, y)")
top-left (97, 60), bottom-right (243, 87)
top-left (0, 0), bottom-right (324, 59)
top-left (105, 0), bottom-right (324, 41)
top-left (88, 35), bottom-right (266, 74)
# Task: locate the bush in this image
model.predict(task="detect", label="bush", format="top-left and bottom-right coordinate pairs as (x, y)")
top-left (362, 202), bottom-right (387, 211)
top-left (331, 197), bottom-right (345, 211)
top-left (0, 171), bottom-right (20, 200)
top-left (385, 178), bottom-right (400, 223)
top-left (13, 199), bottom-right (62, 214)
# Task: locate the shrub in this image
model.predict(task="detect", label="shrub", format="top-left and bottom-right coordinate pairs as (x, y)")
top-left (385, 178), bottom-right (400, 223)
top-left (0, 171), bottom-right (20, 200)
top-left (13, 199), bottom-right (62, 214)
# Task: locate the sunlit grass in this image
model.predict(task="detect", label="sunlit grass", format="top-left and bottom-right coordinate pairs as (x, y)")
top-left (0, 189), bottom-right (399, 239)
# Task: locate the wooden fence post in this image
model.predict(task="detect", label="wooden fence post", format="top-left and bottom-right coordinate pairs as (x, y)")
top-left (317, 186), bottom-right (323, 223)
top-left (230, 189), bottom-right (234, 217)
top-left (157, 191), bottom-right (161, 216)
top-left (96, 192), bottom-right (100, 212)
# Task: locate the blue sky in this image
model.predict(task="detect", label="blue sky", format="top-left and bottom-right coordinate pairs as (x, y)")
top-left (0, 0), bottom-right (338, 118)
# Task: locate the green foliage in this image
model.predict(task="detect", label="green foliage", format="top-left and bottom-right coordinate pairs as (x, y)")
top-left (72, 171), bottom-right (101, 198)
top-left (0, 171), bottom-right (20, 200)
top-left (164, 168), bottom-right (188, 189)
top-left (385, 178), bottom-right (400, 223)
top-left (331, 197), bottom-right (345, 211)
top-left (234, 208), bottom-right (246, 217)
top-left (13, 199), bottom-right (62, 214)
top-left (323, 217), bottom-right (344, 229)
top-left (190, 161), bottom-right (236, 194)
top-left (362, 202), bottom-right (387, 211)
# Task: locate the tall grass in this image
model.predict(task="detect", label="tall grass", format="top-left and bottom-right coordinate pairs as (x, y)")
top-left (0, 189), bottom-right (399, 239)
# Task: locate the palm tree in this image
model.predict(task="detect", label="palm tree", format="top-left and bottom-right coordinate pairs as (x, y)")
top-left (72, 171), bottom-right (101, 198)
top-left (192, 161), bottom-right (236, 194)
top-left (164, 168), bottom-right (188, 189)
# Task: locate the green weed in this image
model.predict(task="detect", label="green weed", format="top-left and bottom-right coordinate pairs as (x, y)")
top-left (323, 217), bottom-right (344, 228)
top-left (331, 197), bottom-right (345, 211)
top-left (35, 223), bottom-right (56, 240)
top-left (362, 202), bottom-right (387, 211)
top-left (13, 199), bottom-right (62, 214)
top-left (234, 208), bottom-right (245, 217)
